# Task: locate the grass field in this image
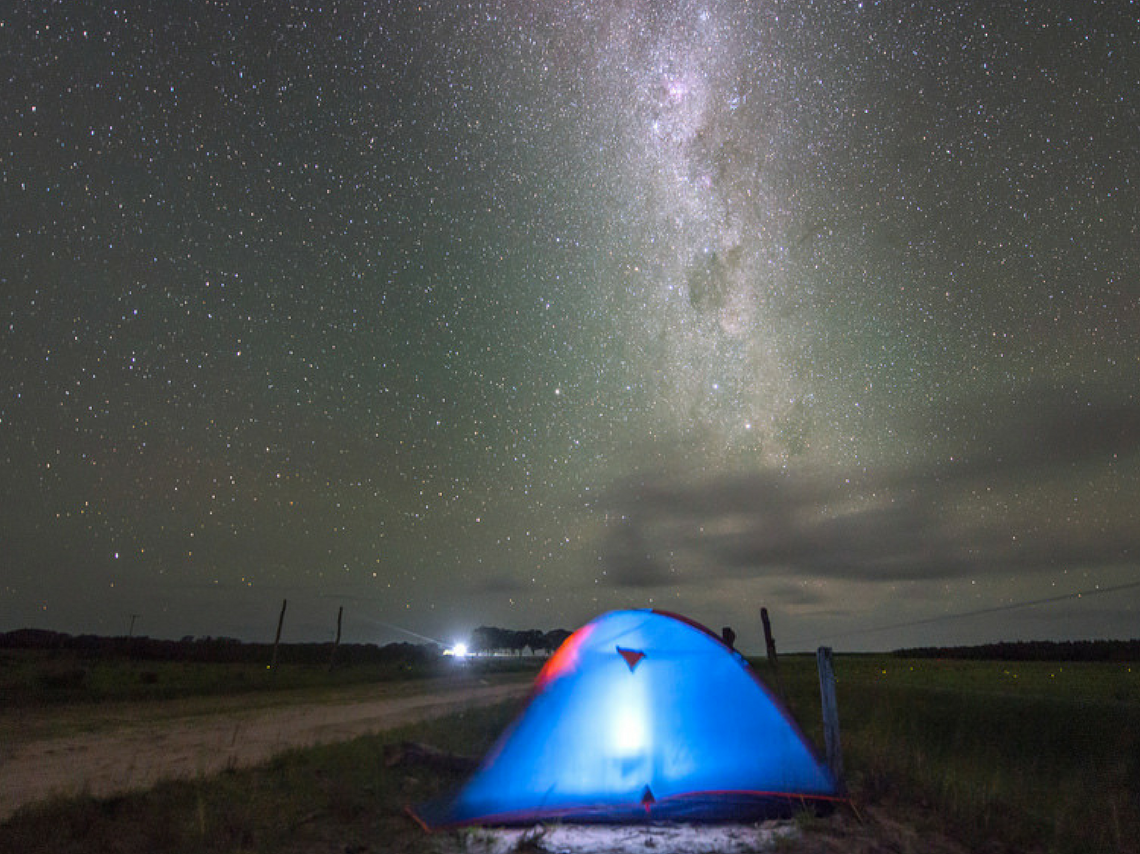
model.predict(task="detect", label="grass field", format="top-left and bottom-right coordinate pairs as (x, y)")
top-left (0, 697), bottom-right (521, 854)
top-left (1, 652), bottom-right (1136, 853)
top-left (0, 648), bottom-right (540, 707)
top-left (756, 654), bottom-right (1140, 854)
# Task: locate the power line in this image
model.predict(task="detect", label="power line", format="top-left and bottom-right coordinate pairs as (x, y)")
top-left (791, 579), bottom-right (1140, 647)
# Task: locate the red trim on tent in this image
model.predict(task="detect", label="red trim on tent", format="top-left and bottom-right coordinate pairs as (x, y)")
top-left (411, 787), bottom-right (850, 829)
top-left (651, 609), bottom-right (733, 648)
top-left (534, 622), bottom-right (596, 690)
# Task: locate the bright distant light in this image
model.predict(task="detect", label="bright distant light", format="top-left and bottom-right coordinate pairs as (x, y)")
top-left (449, 642), bottom-right (468, 658)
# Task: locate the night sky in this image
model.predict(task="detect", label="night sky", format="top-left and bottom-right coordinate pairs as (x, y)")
top-left (3, 0), bottom-right (1138, 651)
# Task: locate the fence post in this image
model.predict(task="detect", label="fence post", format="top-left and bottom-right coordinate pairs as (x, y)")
top-left (761, 607), bottom-right (785, 699)
top-left (270, 598), bottom-right (287, 671)
top-left (816, 646), bottom-right (845, 789)
top-left (328, 605), bottom-right (343, 671)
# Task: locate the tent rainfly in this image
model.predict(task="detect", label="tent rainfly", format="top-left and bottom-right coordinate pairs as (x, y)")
top-left (413, 609), bottom-right (842, 827)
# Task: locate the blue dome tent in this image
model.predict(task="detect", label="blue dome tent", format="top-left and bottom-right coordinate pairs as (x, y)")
top-left (414, 609), bottom-right (842, 827)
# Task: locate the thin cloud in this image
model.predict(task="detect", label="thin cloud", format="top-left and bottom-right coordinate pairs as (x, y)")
top-left (596, 386), bottom-right (1140, 588)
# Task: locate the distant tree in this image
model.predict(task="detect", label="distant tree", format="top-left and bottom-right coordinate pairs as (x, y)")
top-left (503, 630), bottom-right (527, 656)
top-left (470, 626), bottom-right (505, 655)
top-left (520, 629), bottom-right (545, 655)
top-left (469, 626), bottom-right (575, 656)
top-left (543, 629), bottom-right (572, 653)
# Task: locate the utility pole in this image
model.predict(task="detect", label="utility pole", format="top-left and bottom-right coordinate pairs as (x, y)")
top-left (128, 614), bottom-right (140, 638)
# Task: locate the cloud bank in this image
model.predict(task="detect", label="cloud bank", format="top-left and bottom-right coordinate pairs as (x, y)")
top-left (596, 386), bottom-right (1140, 589)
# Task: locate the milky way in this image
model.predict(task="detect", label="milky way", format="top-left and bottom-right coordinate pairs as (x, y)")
top-left (2, 0), bottom-right (1137, 649)
top-left (591, 2), bottom-right (801, 459)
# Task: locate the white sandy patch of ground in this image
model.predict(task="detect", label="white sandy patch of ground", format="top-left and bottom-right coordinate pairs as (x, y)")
top-left (437, 822), bottom-right (799, 854)
top-left (0, 677), bottom-right (528, 821)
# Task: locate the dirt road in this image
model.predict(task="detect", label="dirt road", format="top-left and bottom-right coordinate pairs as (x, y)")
top-left (0, 677), bottom-right (529, 821)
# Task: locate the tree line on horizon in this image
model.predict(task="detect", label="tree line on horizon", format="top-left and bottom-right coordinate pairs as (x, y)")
top-left (9, 629), bottom-right (1138, 664)
top-left (0, 625), bottom-right (579, 664)
top-left (893, 638), bottom-right (1140, 662)
top-left (0, 628), bottom-right (438, 666)
top-left (467, 626), bottom-right (572, 656)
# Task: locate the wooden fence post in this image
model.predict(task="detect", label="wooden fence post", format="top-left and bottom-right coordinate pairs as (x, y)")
top-left (761, 607), bottom-right (785, 699)
top-left (816, 646), bottom-right (845, 789)
top-left (270, 598), bottom-right (287, 671)
top-left (328, 605), bottom-right (343, 671)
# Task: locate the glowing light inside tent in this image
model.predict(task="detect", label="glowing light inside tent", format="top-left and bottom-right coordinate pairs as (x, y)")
top-left (608, 653), bottom-right (652, 775)
top-left (612, 704), bottom-right (649, 755)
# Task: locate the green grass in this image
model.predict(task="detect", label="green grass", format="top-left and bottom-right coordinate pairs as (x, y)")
top-left (0, 699), bottom-right (524, 854)
top-left (0, 649), bottom-right (543, 707)
top-left (3, 653), bottom-right (1136, 853)
top-left (754, 654), bottom-right (1140, 853)
top-left (0, 650), bottom-right (436, 706)
top-left (0, 651), bottom-right (540, 746)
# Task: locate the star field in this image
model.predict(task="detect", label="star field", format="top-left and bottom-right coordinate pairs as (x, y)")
top-left (2, 0), bottom-right (1138, 649)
